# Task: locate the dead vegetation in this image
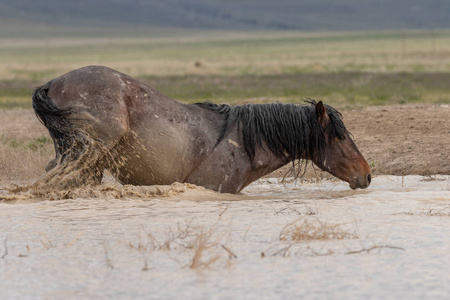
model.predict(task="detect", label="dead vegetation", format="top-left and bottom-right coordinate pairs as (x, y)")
top-left (261, 244), bottom-right (335, 258)
top-left (262, 218), bottom-right (403, 258)
top-left (259, 218), bottom-right (360, 258)
top-left (261, 219), bottom-right (404, 258)
top-left (270, 202), bottom-right (319, 216)
top-left (0, 134), bottom-right (51, 186)
top-left (279, 218), bottom-right (358, 242)
top-left (39, 233), bottom-right (81, 250)
top-left (40, 235), bottom-right (54, 250)
top-left (131, 218), bottom-right (364, 268)
top-left (396, 204), bottom-right (450, 217)
top-left (128, 220), bottom-right (233, 270)
top-left (189, 230), bottom-right (221, 269)
top-left (126, 217), bottom-right (404, 263)
top-left (345, 244), bottom-right (405, 255)
top-left (262, 241), bottom-right (405, 258)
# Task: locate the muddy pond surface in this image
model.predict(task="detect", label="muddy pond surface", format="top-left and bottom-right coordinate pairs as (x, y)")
top-left (1, 175), bottom-right (450, 299)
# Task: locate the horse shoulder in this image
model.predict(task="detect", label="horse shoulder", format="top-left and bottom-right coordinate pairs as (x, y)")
top-left (184, 127), bottom-right (252, 193)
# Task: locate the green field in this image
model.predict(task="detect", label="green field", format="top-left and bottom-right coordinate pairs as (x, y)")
top-left (1, 28), bottom-right (450, 109)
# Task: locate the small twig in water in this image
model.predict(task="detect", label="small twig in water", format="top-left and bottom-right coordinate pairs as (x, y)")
top-left (1, 238), bottom-right (8, 259)
top-left (271, 244), bottom-right (293, 257)
top-left (274, 207), bottom-right (289, 215)
top-left (346, 245), bottom-right (405, 255)
top-left (221, 244), bottom-right (238, 259)
top-left (103, 242), bottom-right (114, 270)
top-left (40, 236), bottom-right (53, 250)
top-left (66, 233), bottom-right (82, 247)
top-left (141, 251), bottom-right (150, 271)
top-left (219, 205), bottom-right (229, 217)
top-left (243, 225), bottom-right (251, 242)
top-left (306, 246), bottom-right (335, 257)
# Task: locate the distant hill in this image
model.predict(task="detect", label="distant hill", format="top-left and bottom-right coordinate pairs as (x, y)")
top-left (0, 0), bottom-right (449, 31)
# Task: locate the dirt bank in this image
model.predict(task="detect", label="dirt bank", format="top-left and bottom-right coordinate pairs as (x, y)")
top-left (345, 104), bottom-right (450, 175)
top-left (266, 104), bottom-right (449, 178)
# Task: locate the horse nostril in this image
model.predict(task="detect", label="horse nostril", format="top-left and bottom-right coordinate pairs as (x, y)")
top-left (367, 173), bottom-right (372, 184)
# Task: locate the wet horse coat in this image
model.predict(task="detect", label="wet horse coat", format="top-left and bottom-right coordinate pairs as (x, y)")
top-left (33, 66), bottom-right (371, 193)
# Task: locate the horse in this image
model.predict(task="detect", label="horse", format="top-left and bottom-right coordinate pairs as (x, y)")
top-left (32, 65), bottom-right (371, 193)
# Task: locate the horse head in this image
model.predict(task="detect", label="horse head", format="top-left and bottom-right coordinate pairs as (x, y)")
top-left (311, 101), bottom-right (371, 189)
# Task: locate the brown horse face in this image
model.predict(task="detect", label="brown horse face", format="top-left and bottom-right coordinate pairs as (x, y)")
top-left (311, 102), bottom-right (371, 189)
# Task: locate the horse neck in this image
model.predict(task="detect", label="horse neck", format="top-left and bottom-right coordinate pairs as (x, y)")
top-left (238, 140), bottom-right (292, 190)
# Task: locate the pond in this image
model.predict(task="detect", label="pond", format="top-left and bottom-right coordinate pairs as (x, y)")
top-left (1, 175), bottom-right (449, 299)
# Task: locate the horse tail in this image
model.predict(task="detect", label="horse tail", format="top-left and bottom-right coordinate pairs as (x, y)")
top-left (32, 82), bottom-right (80, 161)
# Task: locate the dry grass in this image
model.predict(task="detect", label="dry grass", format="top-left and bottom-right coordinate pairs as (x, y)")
top-left (261, 243), bottom-right (336, 258)
top-left (130, 221), bottom-right (231, 270)
top-left (398, 204), bottom-right (450, 217)
top-left (261, 220), bottom-right (404, 258)
top-left (420, 204), bottom-right (450, 216)
top-left (189, 230), bottom-right (221, 269)
top-left (271, 201), bottom-right (319, 216)
top-left (279, 218), bottom-right (358, 242)
top-left (345, 244), bottom-right (405, 255)
top-left (0, 134), bottom-right (52, 186)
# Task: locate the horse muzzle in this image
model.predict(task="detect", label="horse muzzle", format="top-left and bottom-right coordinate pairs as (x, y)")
top-left (349, 173), bottom-right (371, 190)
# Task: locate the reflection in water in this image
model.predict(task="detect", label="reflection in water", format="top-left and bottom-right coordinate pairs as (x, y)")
top-left (1, 175), bottom-right (450, 299)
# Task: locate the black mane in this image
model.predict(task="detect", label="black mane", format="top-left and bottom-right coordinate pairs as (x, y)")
top-left (195, 100), bottom-right (348, 164)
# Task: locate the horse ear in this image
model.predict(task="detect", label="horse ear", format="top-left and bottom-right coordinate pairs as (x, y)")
top-left (316, 101), bottom-right (329, 126)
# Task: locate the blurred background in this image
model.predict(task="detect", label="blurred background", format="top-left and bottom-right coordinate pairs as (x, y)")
top-left (0, 0), bottom-right (449, 109)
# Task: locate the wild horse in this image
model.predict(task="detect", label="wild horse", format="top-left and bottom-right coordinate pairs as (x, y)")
top-left (32, 66), bottom-right (371, 193)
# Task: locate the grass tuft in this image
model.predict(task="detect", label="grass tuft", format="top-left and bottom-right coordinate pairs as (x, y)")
top-left (279, 218), bottom-right (358, 241)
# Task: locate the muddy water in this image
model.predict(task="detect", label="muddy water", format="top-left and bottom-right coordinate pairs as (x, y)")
top-left (1, 175), bottom-right (449, 299)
